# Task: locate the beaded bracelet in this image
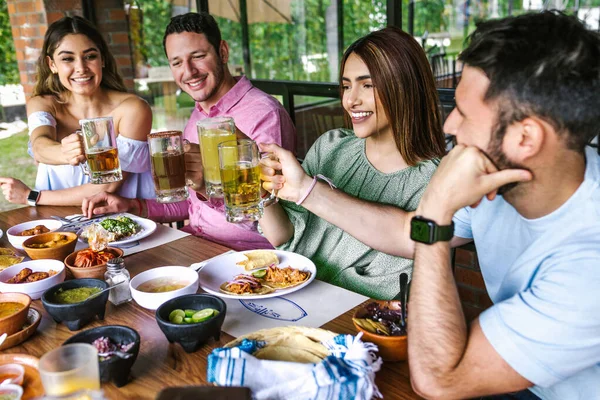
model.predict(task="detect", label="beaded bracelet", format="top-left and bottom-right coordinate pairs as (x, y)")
top-left (296, 174), bottom-right (337, 206)
top-left (134, 198), bottom-right (146, 217)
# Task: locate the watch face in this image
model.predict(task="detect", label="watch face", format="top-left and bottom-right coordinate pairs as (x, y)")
top-left (410, 218), bottom-right (432, 243)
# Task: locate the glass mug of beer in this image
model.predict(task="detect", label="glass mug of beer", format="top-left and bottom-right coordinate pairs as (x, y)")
top-left (218, 139), bottom-right (275, 223)
top-left (148, 130), bottom-right (189, 203)
top-left (79, 117), bottom-right (122, 184)
top-left (39, 343), bottom-right (101, 396)
top-left (197, 117), bottom-right (236, 197)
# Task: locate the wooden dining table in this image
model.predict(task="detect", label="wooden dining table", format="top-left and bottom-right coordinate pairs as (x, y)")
top-left (0, 205), bottom-right (421, 400)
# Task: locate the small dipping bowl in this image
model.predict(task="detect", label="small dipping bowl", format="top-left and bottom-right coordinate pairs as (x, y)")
top-left (0, 383), bottom-right (23, 400)
top-left (22, 232), bottom-right (78, 261)
top-left (130, 266), bottom-right (199, 310)
top-left (0, 292), bottom-right (32, 336)
top-left (41, 279), bottom-right (109, 331)
top-left (63, 325), bottom-right (140, 387)
top-left (64, 247), bottom-right (124, 280)
top-left (0, 363), bottom-right (25, 385)
top-left (352, 300), bottom-right (407, 362)
top-left (155, 294), bottom-right (226, 353)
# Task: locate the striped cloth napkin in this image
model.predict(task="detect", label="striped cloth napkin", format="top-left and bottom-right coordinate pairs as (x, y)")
top-left (207, 333), bottom-right (383, 400)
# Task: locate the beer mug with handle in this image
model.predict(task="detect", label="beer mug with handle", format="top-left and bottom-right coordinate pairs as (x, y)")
top-left (79, 117), bottom-right (122, 184)
top-left (197, 117), bottom-right (236, 198)
top-left (218, 139), bottom-right (276, 223)
top-left (148, 130), bottom-right (189, 203)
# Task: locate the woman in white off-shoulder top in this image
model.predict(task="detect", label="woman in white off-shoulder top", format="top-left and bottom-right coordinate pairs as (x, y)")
top-left (0, 16), bottom-right (155, 206)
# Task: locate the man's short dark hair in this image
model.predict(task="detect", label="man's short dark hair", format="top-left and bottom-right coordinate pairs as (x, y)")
top-left (163, 12), bottom-right (222, 56)
top-left (460, 11), bottom-right (600, 152)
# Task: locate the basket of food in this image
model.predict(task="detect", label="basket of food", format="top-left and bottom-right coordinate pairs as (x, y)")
top-left (208, 326), bottom-right (382, 400)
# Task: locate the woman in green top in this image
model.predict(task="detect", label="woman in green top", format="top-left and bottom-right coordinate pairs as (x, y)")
top-left (259, 27), bottom-right (446, 299)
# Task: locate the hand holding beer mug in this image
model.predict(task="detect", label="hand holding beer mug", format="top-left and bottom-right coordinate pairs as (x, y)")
top-left (149, 130), bottom-right (189, 203)
top-left (218, 139), bottom-right (276, 222)
top-left (197, 117), bottom-right (236, 197)
top-left (79, 117), bottom-right (122, 184)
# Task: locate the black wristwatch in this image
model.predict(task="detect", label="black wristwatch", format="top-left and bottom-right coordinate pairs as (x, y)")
top-left (27, 190), bottom-right (40, 207)
top-left (410, 215), bottom-right (454, 244)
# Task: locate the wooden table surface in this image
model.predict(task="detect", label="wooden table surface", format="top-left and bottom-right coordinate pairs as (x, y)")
top-left (0, 205), bottom-right (421, 400)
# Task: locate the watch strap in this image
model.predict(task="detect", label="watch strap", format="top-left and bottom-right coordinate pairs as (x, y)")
top-left (27, 190), bottom-right (40, 207)
top-left (432, 221), bottom-right (454, 242)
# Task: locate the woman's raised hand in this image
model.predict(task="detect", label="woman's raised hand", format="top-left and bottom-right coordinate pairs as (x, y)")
top-left (61, 131), bottom-right (86, 166)
top-left (258, 143), bottom-right (313, 203)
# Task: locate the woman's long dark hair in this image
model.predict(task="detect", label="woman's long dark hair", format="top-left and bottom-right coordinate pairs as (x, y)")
top-left (340, 27), bottom-right (446, 165)
top-left (33, 16), bottom-right (126, 98)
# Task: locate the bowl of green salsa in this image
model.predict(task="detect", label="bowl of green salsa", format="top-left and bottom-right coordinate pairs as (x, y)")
top-left (41, 279), bottom-right (109, 331)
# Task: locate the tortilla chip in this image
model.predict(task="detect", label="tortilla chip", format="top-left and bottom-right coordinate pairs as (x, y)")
top-left (0, 255), bottom-right (25, 270)
top-left (0, 248), bottom-right (16, 256)
top-left (236, 250), bottom-right (279, 271)
top-left (225, 326), bottom-right (337, 363)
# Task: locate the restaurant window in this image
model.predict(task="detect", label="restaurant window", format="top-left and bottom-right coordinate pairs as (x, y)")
top-left (125, 0), bottom-right (198, 132)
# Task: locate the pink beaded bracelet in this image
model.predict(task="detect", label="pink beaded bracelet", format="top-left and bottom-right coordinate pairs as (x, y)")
top-left (296, 174), bottom-right (337, 206)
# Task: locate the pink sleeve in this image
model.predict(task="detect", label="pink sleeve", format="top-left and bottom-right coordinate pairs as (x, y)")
top-left (146, 199), bottom-right (189, 223)
top-left (250, 108), bottom-right (296, 153)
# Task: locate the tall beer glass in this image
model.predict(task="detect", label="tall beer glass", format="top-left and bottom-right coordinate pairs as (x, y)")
top-left (148, 130), bottom-right (189, 203)
top-left (79, 117), bottom-right (122, 184)
top-left (197, 117), bottom-right (236, 197)
top-left (218, 139), bottom-right (275, 223)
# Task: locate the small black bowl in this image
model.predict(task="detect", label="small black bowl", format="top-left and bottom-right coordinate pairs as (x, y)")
top-left (41, 278), bottom-right (109, 331)
top-left (156, 294), bottom-right (226, 353)
top-left (63, 325), bottom-right (140, 387)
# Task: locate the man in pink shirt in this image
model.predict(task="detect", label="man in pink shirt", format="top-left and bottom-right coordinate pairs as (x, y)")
top-left (82, 12), bottom-right (296, 250)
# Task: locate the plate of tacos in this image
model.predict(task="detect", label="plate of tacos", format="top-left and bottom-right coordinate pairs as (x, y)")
top-left (197, 250), bottom-right (316, 299)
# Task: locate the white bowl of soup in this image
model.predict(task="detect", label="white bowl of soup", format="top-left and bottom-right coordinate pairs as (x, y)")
top-left (6, 219), bottom-right (64, 250)
top-left (0, 259), bottom-right (66, 300)
top-left (130, 266), bottom-right (199, 310)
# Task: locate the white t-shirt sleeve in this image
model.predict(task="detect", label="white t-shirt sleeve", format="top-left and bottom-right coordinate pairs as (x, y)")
top-left (479, 243), bottom-right (600, 387)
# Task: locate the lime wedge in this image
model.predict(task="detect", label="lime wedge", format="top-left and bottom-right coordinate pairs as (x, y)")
top-left (184, 309), bottom-right (197, 318)
top-left (171, 315), bottom-right (184, 324)
top-left (192, 308), bottom-right (216, 323)
top-left (184, 317), bottom-right (193, 324)
top-left (169, 309), bottom-right (185, 322)
top-left (252, 269), bottom-right (267, 278)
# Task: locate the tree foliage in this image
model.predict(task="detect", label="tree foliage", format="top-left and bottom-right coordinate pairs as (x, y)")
top-left (0, 0), bottom-right (19, 85)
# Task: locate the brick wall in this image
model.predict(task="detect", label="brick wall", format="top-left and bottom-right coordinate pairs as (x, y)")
top-left (453, 244), bottom-right (493, 323)
top-left (93, 0), bottom-right (135, 91)
top-left (7, 0), bottom-right (134, 97)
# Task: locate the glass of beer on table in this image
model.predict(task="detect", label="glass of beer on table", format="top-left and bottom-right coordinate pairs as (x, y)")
top-left (79, 117), bottom-right (122, 184)
top-left (218, 139), bottom-right (276, 222)
top-left (197, 117), bottom-right (236, 197)
top-left (39, 343), bottom-right (100, 396)
top-left (148, 130), bottom-right (189, 203)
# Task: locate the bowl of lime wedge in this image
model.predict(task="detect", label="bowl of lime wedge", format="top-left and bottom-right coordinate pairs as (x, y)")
top-left (155, 294), bottom-right (226, 353)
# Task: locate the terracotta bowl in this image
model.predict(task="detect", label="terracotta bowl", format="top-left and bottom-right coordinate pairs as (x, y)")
top-left (22, 232), bottom-right (78, 261)
top-left (352, 300), bottom-right (408, 362)
top-left (64, 247), bottom-right (124, 280)
top-left (0, 292), bottom-right (32, 336)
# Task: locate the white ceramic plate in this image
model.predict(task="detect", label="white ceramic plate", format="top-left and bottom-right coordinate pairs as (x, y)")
top-left (198, 250), bottom-right (317, 300)
top-left (77, 213), bottom-right (157, 246)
